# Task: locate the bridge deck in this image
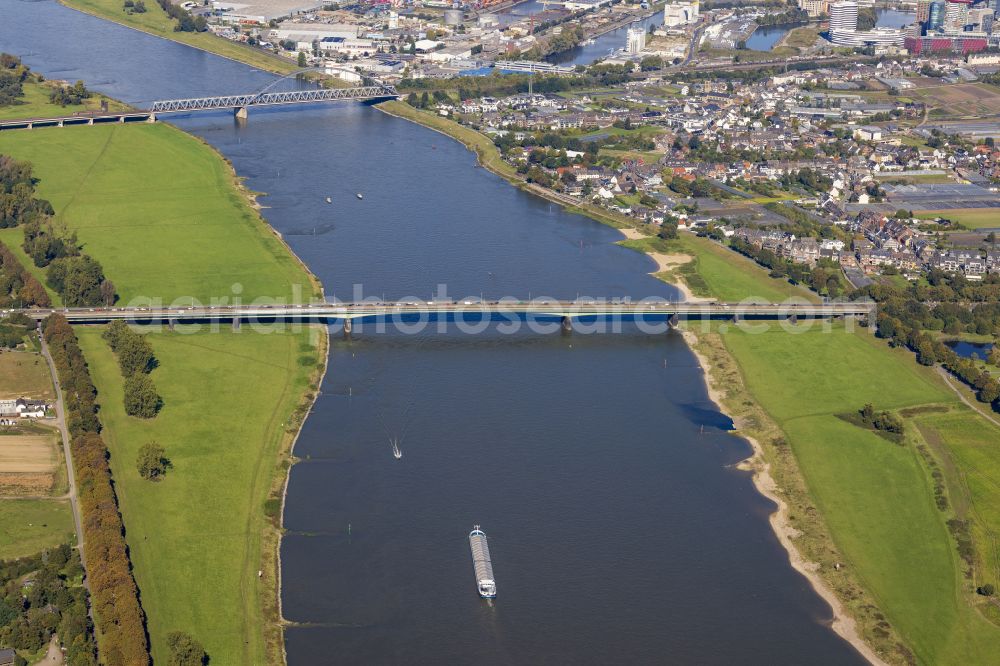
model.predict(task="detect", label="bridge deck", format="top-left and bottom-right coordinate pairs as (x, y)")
top-left (15, 301), bottom-right (873, 325)
top-left (149, 85), bottom-right (398, 113)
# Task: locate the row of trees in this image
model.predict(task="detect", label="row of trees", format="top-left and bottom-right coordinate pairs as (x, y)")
top-left (729, 237), bottom-right (847, 297)
top-left (103, 320), bottom-right (161, 419)
top-left (0, 241), bottom-right (50, 308)
top-left (0, 545), bottom-right (96, 665)
top-left (42, 315), bottom-right (151, 665)
top-left (1, 154), bottom-right (113, 308)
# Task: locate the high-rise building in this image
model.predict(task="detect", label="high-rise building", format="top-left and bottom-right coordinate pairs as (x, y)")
top-left (798, 0), bottom-right (829, 18)
top-left (626, 26), bottom-right (646, 53)
top-left (663, 0), bottom-right (699, 26)
top-left (944, 0), bottom-right (971, 29)
top-left (916, 0), bottom-right (932, 23)
top-left (829, 1), bottom-right (859, 31)
top-left (928, 0), bottom-right (945, 29)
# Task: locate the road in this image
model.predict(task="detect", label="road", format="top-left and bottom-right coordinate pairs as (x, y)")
top-left (39, 332), bottom-right (88, 581)
top-left (11, 300), bottom-right (876, 325)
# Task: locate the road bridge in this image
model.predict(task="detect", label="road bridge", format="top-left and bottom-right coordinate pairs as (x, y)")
top-left (14, 300), bottom-right (874, 333)
top-left (148, 83), bottom-right (398, 119)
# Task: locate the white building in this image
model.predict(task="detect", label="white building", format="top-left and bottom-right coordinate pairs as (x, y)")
top-left (829, 1), bottom-right (858, 32)
top-left (626, 26), bottom-right (646, 54)
top-left (663, 0), bottom-right (699, 26)
top-left (830, 27), bottom-right (904, 47)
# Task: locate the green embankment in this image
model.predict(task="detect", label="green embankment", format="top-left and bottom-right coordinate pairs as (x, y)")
top-left (1, 121), bottom-right (324, 663)
top-left (0, 79), bottom-right (127, 121)
top-left (0, 499), bottom-right (74, 560)
top-left (77, 326), bottom-right (316, 664)
top-left (0, 124), bottom-right (319, 305)
top-left (58, 0), bottom-right (297, 74)
top-left (674, 229), bottom-right (1000, 662)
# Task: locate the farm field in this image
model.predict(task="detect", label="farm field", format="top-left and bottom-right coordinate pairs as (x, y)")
top-left (906, 83), bottom-right (1000, 118)
top-left (917, 209), bottom-right (1000, 229)
top-left (0, 499), bottom-right (74, 560)
top-left (0, 431), bottom-right (65, 496)
top-left (0, 351), bottom-right (54, 400)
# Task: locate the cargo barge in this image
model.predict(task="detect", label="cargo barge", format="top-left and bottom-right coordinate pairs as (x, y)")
top-left (469, 526), bottom-right (497, 598)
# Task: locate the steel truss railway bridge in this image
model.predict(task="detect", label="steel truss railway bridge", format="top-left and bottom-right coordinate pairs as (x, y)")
top-left (148, 83), bottom-right (398, 119)
top-left (16, 300), bottom-right (874, 334)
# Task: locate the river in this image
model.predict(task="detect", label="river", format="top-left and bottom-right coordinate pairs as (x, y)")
top-left (2, 1), bottom-right (864, 663)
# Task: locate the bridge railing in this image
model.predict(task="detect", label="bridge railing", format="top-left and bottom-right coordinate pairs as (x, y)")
top-left (149, 85), bottom-right (398, 113)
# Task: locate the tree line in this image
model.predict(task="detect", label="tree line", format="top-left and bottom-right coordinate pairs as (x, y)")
top-left (729, 236), bottom-right (847, 297)
top-left (0, 545), bottom-right (96, 665)
top-left (42, 315), bottom-right (150, 665)
top-left (102, 320), bottom-right (162, 419)
top-left (0, 241), bottom-right (50, 308)
top-left (856, 273), bottom-right (1000, 408)
top-left (0, 153), bottom-right (115, 307)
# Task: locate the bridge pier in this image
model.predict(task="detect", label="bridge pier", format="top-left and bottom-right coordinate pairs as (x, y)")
top-left (668, 313), bottom-right (680, 329)
top-left (232, 316), bottom-right (240, 331)
top-left (561, 316), bottom-right (573, 334)
top-left (343, 318), bottom-right (352, 340)
top-left (147, 113), bottom-right (156, 124)
top-left (57, 120), bottom-right (64, 128)
top-left (87, 118), bottom-right (93, 125)
top-left (119, 115), bottom-right (125, 124)
top-left (235, 106), bottom-right (248, 121)
top-left (168, 319), bottom-right (176, 332)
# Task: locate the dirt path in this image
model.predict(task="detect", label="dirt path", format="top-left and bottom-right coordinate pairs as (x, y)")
top-left (39, 333), bottom-right (88, 588)
top-left (937, 367), bottom-right (1000, 428)
top-left (36, 634), bottom-right (64, 666)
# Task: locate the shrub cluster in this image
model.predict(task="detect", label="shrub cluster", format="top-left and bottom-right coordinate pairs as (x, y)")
top-left (0, 241), bottom-right (50, 307)
top-left (152, 0), bottom-right (207, 32)
top-left (858, 403), bottom-right (904, 435)
top-left (102, 321), bottom-right (161, 419)
top-left (1, 154), bottom-right (54, 229)
top-left (48, 81), bottom-right (91, 107)
top-left (0, 53), bottom-right (30, 107)
top-left (43, 314), bottom-right (150, 665)
top-left (0, 545), bottom-right (96, 665)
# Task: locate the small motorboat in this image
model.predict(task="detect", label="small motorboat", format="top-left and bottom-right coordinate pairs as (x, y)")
top-left (356, 192), bottom-right (364, 200)
top-left (325, 197), bottom-right (332, 203)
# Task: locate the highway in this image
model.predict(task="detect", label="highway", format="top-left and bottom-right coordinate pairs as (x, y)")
top-left (10, 300), bottom-right (874, 325)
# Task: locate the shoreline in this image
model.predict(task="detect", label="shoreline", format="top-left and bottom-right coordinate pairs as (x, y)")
top-left (56, 0), bottom-right (295, 75)
top-left (681, 329), bottom-right (885, 666)
top-left (377, 101), bottom-right (883, 663)
top-left (272, 325), bottom-right (330, 664)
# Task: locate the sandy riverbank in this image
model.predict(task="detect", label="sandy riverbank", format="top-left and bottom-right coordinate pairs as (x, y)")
top-left (681, 328), bottom-right (885, 666)
top-left (618, 228), bottom-right (716, 304)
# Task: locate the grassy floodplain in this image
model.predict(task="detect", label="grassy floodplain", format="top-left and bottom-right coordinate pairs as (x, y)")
top-left (0, 121), bottom-right (325, 663)
top-left (668, 229), bottom-right (1000, 662)
top-left (58, 0), bottom-right (297, 74)
top-left (0, 79), bottom-right (128, 121)
top-left (77, 326), bottom-right (319, 664)
top-left (0, 123), bottom-right (319, 306)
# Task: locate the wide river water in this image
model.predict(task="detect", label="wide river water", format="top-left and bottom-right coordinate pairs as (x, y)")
top-left (3, 1), bottom-right (864, 663)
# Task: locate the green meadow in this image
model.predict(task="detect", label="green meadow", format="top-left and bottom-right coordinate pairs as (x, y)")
top-left (0, 123), bottom-right (318, 305)
top-left (77, 326), bottom-right (317, 665)
top-left (674, 229), bottom-right (1000, 662)
top-left (0, 499), bottom-right (74, 560)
